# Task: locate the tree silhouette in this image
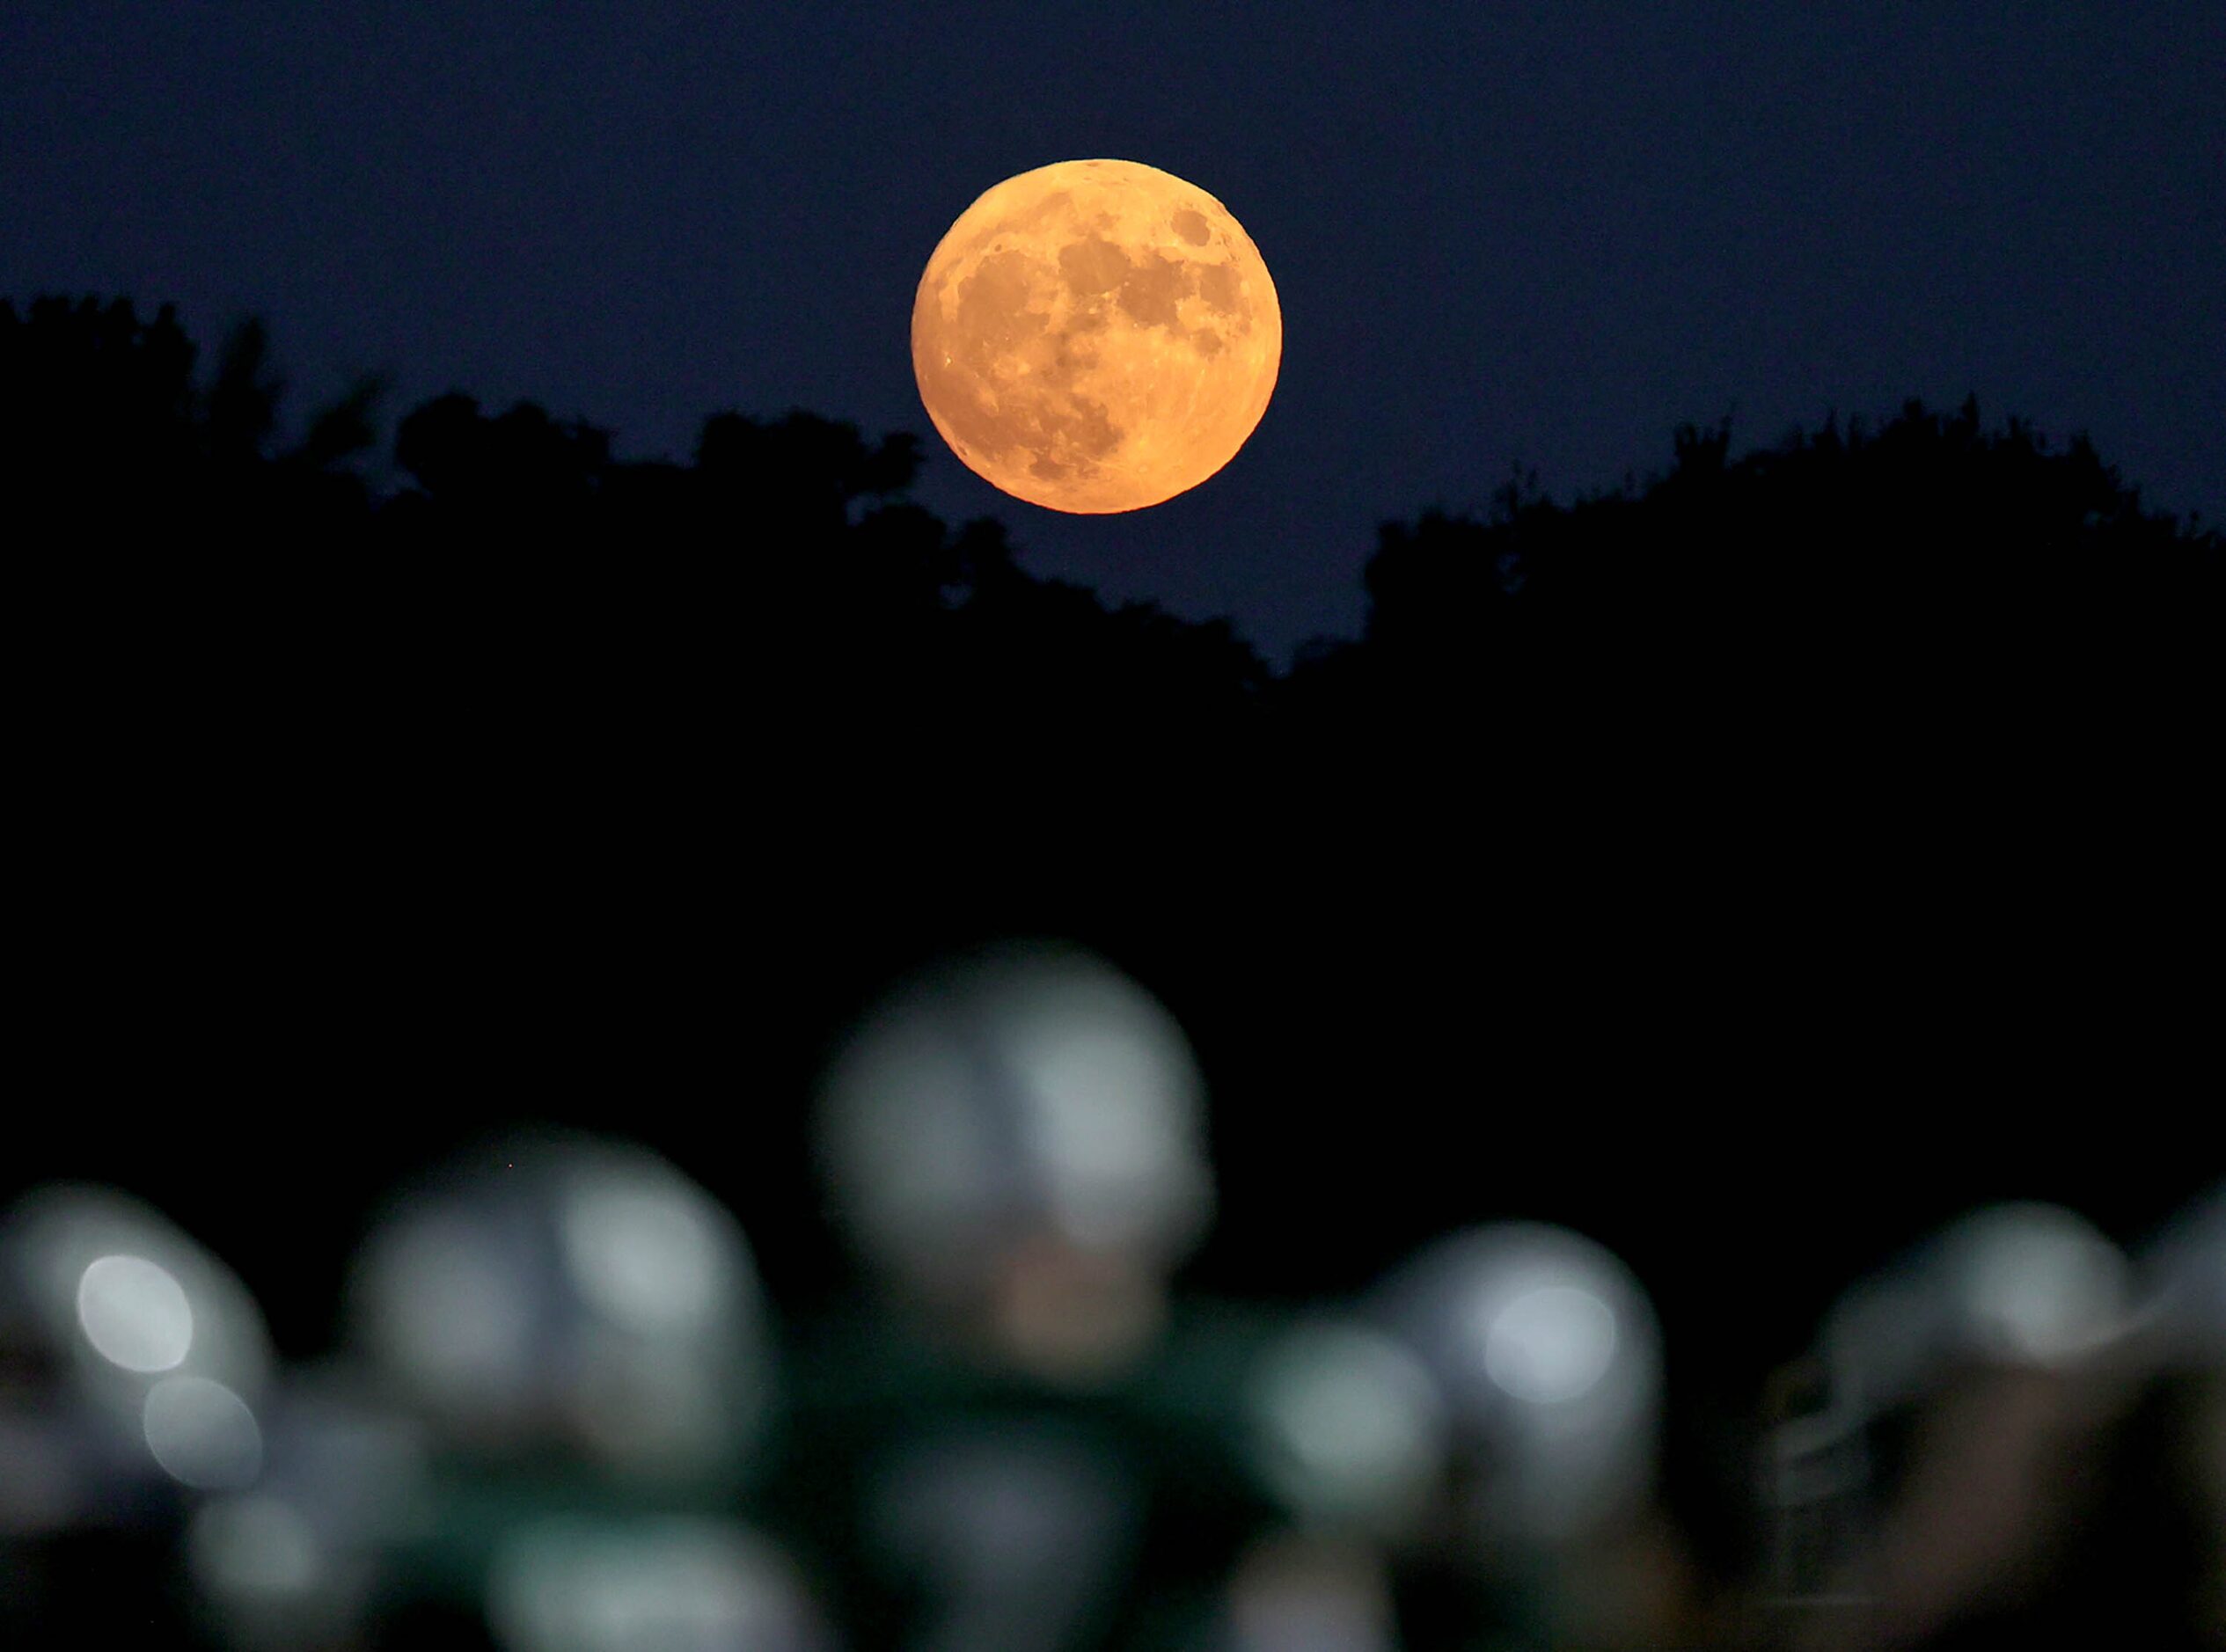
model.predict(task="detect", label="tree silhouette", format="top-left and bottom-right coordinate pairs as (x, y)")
top-left (1325, 396), bottom-right (2220, 797)
top-left (1249, 397), bottom-right (2221, 1378)
top-left (2, 296), bottom-right (387, 546)
top-left (6, 294), bottom-right (2218, 1450)
top-left (1, 295), bottom-right (201, 524)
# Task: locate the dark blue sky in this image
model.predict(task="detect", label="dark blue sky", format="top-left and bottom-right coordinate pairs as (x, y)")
top-left (4, 3), bottom-right (2218, 663)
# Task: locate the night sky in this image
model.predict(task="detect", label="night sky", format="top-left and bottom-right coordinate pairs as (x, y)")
top-left (5, 4), bottom-right (2218, 662)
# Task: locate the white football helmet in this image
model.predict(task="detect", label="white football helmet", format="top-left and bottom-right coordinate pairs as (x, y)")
top-left (0, 1182), bottom-right (274, 1512)
top-left (813, 941), bottom-right (1213, 1380)
top-left (345, 1129), bottom-right (769, 1486)
top-left (1366, 1223), bottom-right (1664, 1550)
top-left (1768, 1202), bottom-right (2138, 1641)
top-left (1819, 1202), bottom-right (2133, 1422)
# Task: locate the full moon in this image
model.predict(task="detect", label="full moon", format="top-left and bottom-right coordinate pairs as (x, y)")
top-left (912, 159), bottom-right (1281, 514)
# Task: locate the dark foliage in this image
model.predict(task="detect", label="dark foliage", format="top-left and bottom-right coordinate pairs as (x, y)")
top-left (4, 296), bottom-right (2217, 1407)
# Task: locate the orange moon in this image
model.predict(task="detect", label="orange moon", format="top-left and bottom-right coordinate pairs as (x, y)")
top-left (912, 159), bottom-right (1281, 514)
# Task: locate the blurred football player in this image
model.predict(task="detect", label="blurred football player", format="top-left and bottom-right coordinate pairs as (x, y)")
top-left (341, 1128), bottom-right (826, 1652)
top-left (0, 1182), bottom-right (274, 1645)
top-left (1775, 1201), bottom-right (2138, 1651)
top-left (183, 1368), bottom-right (428, 1652)
top-left (812, 939), bottom-right (1214, 1392)
top-left (1353, 1221), bottom-right (1703, 1651)
top-left (792, 939), bottom-right (1409, 1651)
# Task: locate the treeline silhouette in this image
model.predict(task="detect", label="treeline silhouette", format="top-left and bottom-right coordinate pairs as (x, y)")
top-left (7, 295), bottom-right (2218, 1387)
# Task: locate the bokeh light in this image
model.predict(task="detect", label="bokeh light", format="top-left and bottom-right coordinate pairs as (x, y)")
top-left (76, 1253), bottom-right (194, 1373)
top-left (1243, 1319), bottom-right (1446, 1539)
top-left (143, 1373), bottom-right (263, 1490)
top-left (486, 1516), bottom-right (826, 1652)
top-left (1483, 1284), bottom-right (1621, 1407)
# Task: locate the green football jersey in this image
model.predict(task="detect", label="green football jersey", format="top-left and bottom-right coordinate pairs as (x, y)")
top-left (762, 1297), bottom-right (1322, 1652)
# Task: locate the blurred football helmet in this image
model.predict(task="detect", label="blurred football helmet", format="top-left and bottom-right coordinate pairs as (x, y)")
top-left (1366, 1222), bottom-right (1665, 1552)
top-left (813, 940), bottom-right (1213, 1381)
top-left (1772, 1202), bottom-right (2137, 1648)
top-left (0, 1182), bottom-right (274, 1511)
top-left (1241, 1316), bottom-right (1447, 1546)
top-left (1819, 1202), bottom-right (2133, 1421)
top-left (345, 1129), bottom-right (769, 1488)
top-left (0, 1184), bottom-right (278, 1646)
